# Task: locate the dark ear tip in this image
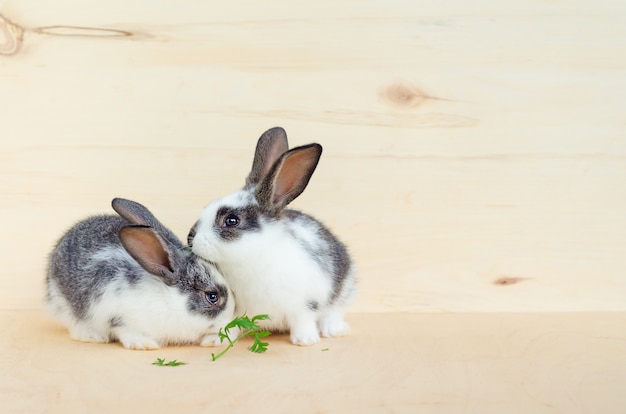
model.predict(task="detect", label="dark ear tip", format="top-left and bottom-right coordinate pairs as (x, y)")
top-left (304, 143), bottom-right (323, 157)
top-left (111, 197), bottom-right (133, 211)
top-left (263, 126), bottom-right (288, 142)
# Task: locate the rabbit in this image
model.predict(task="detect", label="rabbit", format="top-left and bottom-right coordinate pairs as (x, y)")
top-left (188, 127), bottom-right (356, 346)
top-left (45, 197), bottom-right (235, 350)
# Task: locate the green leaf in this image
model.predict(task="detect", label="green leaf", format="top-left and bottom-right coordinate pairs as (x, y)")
top-left (152, 358), bottom-right (187, 367)
top-left (250, 314), bottom-right (271, 323)
top-left (254, 331), bottom-right (272, 339)
top-left (152, 358), bottom-right (166, 366)
top-left (249, 338), bottom-right (269, 353)
top-left (211, 314), bottom-right (272, 361)
top-left (217, 330), bottom-right (230, 344)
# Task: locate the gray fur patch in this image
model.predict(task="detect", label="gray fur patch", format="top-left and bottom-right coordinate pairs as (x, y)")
top-left (109, 315), bottom-right (124, 328)
top-left (307, 300), bottom-right (319, 311)
top-left (47, 215), bottom-right (134, 320)
top-left (284, 210), bottom-right (353, 305)
top-left (175, 256), bottom-right (231, 319)
top-left (214, 205), bottom-right (262, 241)
top-left (187, 223), bottom-right (197, 247)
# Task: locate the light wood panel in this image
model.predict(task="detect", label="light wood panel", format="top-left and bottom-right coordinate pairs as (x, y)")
top-left (2, 311), bottom-right (626, 413)
top-left (2, 0), bottom-right (625, 313)
top-left (2, 1), bottom-right (626, 411)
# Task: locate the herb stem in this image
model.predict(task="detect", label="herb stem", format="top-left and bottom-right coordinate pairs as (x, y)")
top-left (211, 314), bottom-right (271, 361)
top-left (211, 344), bottom-right (232, 361)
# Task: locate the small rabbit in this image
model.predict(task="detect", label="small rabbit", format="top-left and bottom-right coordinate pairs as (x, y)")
top-left (45, 197), bottom-right (235, 350)
top-left (188, 127), bottom-right (356, 346)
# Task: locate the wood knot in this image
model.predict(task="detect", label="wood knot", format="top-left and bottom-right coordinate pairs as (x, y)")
top-left (493, 277), bottom-right (527, 286)
top-left (0, 14), bottom-right (24, 56)
top-left (381, 83), bottom-right (432, 108)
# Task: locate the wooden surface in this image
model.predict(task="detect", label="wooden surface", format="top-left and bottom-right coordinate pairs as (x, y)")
top-left (2, 0), bottom-right (626, 412)
top-left (3, 311), bottom-right (626, 413)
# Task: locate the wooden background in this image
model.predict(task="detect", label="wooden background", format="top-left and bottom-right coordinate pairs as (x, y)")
top-left (2, 0), bottom-right (624, 314)
top-left (2, 0), bottom-right (626, 412)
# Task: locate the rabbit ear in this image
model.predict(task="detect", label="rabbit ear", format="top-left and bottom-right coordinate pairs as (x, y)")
top-left (119, 226), bottom-right (180, 286)
top-left (257, 143), bottom-right (322, 214)
top-left (112, 198), bottom-right (161, 227)
top-left (113, 198), bottom-right (184, 249)
top-left (246, 127), bottom-right (289, 186)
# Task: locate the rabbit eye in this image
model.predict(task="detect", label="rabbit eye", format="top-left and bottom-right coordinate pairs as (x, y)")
top-left (205, 292), bottom-right (220, 306)
top-left (224, 214), bottom-right (240, 227)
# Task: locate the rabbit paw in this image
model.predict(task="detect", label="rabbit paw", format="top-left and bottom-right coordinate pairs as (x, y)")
top-left (69, 325), bottom-right (109, 344)
top-left (200, 326), bottom-right (240, 347)
top-left (290, 325), bottom-right (320, 346)
top-left (319, 315), bottom-right (350, 338)
top-left (117, 332), bottom-right (160, 350)
top-left (200, 334), bottom-right (223, 347)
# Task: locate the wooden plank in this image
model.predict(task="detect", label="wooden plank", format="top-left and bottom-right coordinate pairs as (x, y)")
top-left (2, 310), bottom-right (626, 413)
top-left (1, 0), bottom-right (625, 313)
top-left (2, 1), bottom-right (626, 412)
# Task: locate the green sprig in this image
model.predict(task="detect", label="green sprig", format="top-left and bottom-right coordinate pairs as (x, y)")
top-left (211, 314), bottom-right (271, 361)
top-left (152, 358), bottom-right (187, 367)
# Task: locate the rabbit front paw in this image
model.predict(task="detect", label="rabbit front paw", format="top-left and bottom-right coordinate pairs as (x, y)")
top-left (69, 325), bottom-right (109, 344)
top-left (290, 324), bottom-right (320, 346)
top-left (319, 314), bottom-right (350, 338)
top-left (200, 333), bottom-right (223, 347)
top-left (117, 332), bottom-right (160, 350)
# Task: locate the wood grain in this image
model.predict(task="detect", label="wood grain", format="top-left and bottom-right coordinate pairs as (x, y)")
top-left (2, 1), bottom-right (626, 411)
top-left (2, 0), bottom-right (624, 313)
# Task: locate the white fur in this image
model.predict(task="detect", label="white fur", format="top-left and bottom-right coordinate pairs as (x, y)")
top-left (193, 191), bottom-right (352, 346)
top-left (46, 247), bottom-right (234, 350)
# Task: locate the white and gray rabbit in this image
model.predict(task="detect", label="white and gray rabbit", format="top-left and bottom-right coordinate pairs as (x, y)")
top-left (45, 197), bottom-right (235, 350)
top-left (188, 127), bottom-right (356, 346)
